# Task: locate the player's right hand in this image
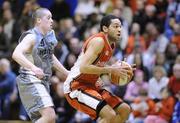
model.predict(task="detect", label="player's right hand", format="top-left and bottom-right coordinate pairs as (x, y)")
top-left (110, 64), bottom-right (131, 77)
top-left (31, 66), bottom-right (44, 79)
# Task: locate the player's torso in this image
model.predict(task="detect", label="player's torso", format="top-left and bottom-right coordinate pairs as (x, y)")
top-left (19, 28), bottom-right (57, 80)
top-left (64, 33), bottom-right (115, 92)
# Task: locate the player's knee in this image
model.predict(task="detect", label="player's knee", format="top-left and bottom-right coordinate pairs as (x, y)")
top-left (107, 110), bottom-right (117, 120)
top-left (41, 108), bottom-right (56, 123)
top-left (99, 105), bottom-right (116, 122)
top-left (118, 103), bottom-right (131, 117)
top-left (46, 110), bottom-right (56, 122)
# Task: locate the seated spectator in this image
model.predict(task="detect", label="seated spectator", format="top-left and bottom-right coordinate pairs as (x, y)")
top-left (165, 43), bottom-right (178, 76)
top-left (154, 52), bottom-right (169, 72)
top-left (148, 66), bottom-right (169, 100)
top-left (127, 52), bottom-right (150, 81)
top-left (0, 58), bottom-right (17, 119)
top-left (168, 63), bottom-right (180, 95)
top-left (64, 53), bottom-right (77, 70)
top-left (0, 23), bottom-right (9, 57)
top-left (125, 23), bottom-right (146, 55)
top-left (124, 69), bottom-right (148, 103)
top-left (144, 87), bottom-right (175, 123)
top-left (130, 89), bottom-right (156, 123)
top-left (172, 90), bottom-right (180, 123)
top-left (171, 23), bottom-right (180, 50)
top-left (175, 55), bottom-right (180, 64)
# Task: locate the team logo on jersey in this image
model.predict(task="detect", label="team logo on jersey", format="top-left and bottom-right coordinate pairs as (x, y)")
top-left (37, 38), bottom-right (54, 59)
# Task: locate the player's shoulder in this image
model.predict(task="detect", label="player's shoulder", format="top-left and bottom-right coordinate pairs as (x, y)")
top-left (90, 36), bottom-right (104, 46)
top-left (19, 33), bottom-right (36, 45)
top-left (25, 33), bottom-right (36, 41)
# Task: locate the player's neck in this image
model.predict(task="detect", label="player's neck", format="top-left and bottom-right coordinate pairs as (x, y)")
top-left (107, 35), bottom-right (116, 45)
top-left (101, 32), bottom-right (114, 45)
top-left (35, 26), bottom-right (48, 36)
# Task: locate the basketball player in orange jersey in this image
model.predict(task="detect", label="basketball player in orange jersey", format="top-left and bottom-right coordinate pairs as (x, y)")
top-left (64, 15), bottom-right (134, 123)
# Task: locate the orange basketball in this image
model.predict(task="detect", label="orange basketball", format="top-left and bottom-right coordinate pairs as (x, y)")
top-left (109, 73), bottom-right (129, 86)
top-left (109, 61), bottom-right (132, 86)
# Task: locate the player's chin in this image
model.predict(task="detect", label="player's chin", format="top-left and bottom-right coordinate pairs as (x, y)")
top-left (49, 25), bottom-right (53, 29)
top-left (48, 27), bottom-right (53, 31)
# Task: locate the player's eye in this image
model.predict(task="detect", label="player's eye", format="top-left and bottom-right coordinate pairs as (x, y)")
top-left (47, 16), bottom-right (51, 20)
top-left (113, 25), bottom-right (120, 28)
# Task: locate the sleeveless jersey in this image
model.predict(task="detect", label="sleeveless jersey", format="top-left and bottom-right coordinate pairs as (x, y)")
top-left (64, 32), bottom-right (115, 93)
top-left (18, 27), bottom-right (57, 82)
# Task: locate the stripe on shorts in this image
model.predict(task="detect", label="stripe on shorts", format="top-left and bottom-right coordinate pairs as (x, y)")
top-left (69, 89), bottom-right (101, 110)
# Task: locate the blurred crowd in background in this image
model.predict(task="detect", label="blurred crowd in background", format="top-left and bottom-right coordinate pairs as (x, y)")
top-left (0, 0), bottom-right (179, 123)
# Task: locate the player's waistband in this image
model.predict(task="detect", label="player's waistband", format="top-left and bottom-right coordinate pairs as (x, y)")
top-left (19, 68), bottom-right (51, 82)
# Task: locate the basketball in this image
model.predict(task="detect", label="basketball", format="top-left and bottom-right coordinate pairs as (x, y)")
top-left (109, 61), bottom-right (132, 86)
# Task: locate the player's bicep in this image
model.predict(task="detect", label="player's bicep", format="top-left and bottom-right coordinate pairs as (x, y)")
top-left (81, 37), bottom-right (104, 65)
top-left (14, 34), bottom-right (35, 53)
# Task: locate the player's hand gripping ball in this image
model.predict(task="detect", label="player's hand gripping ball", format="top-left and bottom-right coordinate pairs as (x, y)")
top-left (109, 61), bottom-right (133, 86)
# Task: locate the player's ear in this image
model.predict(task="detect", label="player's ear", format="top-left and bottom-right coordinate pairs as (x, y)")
top-left (102, 26), bottom-right (108, 33)
top-left (37, 18), bottom-right (41, 23)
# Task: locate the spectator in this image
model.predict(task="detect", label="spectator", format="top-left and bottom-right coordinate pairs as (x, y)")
top-left (130, 89), bottom-right (155, 123)
top-left (168, 63), bottom-right (180, 95)
top-left (172, 90), bottom-right (180, 123)
top-left (133, 53), bottom-right (150, 81)
top-left (154, 52), bottom-right (169, 72)
top-left (165, 43), bottom-right (178, 76)
top-left (144, 87), bottom-right (175, 123)
top-left (18, 0), bottom-right (37, 31)
top-left (51, 76), bottom-right (75, 123)
top-left (125, 22), bottom-right (146, 55)
top-left (148, 66), bottom-right (169, 100)
top-left (0, 0), bottom-right (11, 18)
top-left (171, 23), bottom-right (180, 50)
top-left (0, 58), bottom-right (17, 119)
top-left (75, 0), bottom-right (96, 17)
top-left (68, 37), bottom-right (81, 57)
top-left (64, 53), bottom-right (77, 70)
top-left (2, 9), bottom-right (15, 46)
top-left (133, 0), bottom-right (146, 34)
top-left (124, 69), bottom-right (148, 103)
top-left (0, 23), bottom-right (9, 57)
top-left (54, 41), bottom-right (69, 65)
top-left (175, 55), bottom-right (180, 64)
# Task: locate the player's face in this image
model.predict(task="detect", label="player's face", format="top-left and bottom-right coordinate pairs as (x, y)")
top-left (40, 10), bottom-right (53, 32)
top-left (107, 19), bottom-right (121, 42)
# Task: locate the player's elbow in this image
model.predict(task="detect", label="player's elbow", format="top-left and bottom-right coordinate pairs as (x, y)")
top-left (12, 51), bottom-right (15, 60)
top-left (12, 50), bottom-right (18, 61)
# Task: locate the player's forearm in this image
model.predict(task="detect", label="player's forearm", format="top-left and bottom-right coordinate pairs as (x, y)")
top-left (52, 55), bottom-right (69, 77)
top-left (12, 51), bottom-right (35, 70)
top-left (80, 65), bottom-right (112, 75)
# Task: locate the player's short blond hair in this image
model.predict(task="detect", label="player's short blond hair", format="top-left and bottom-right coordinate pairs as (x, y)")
top-left (32, 7), bottom-right (50, 24)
